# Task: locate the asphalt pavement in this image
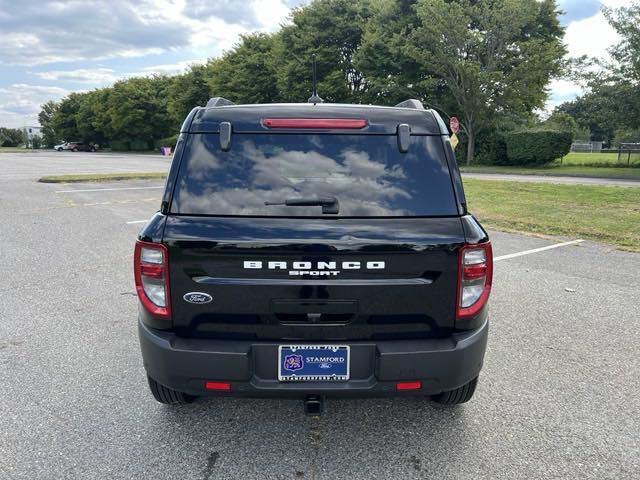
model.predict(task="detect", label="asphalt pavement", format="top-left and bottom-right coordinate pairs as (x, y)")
top-left (0, 150), bottom-right (171, 181)
top-left (0, 152), bottom-right (638, 479)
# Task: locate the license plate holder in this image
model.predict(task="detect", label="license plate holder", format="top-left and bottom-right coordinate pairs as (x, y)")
top-left (278, 345), bottom-right (350, 381)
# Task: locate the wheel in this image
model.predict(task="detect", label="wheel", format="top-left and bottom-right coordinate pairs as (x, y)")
top-left (430, 377), bottom-right (478, 405)
top-left (57, 147), bottom-right (63, 151)
top-left (147, 375), bottom-right (195, 405)
top-left (71, 148), bottom-right (78, 152)
top-left (90, 147), bottom-right (96, 152)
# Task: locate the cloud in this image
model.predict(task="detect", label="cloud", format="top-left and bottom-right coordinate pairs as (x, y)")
top-left (546, 79), bottom-right (583, 111)
top-left (548, 79), bottom-right (582, 98)
top-left (140, 59), bottom-right (206, 74)
top-left (0, 0), bottom-right (628, 127)
top-left (34, 68), bottom-right (119, 84)
top-left (0, 83), bottom-right (71, 126)
top-left (564, 10), bottom-right (620, 59)
top-left (0, 0), bottom-right (190, 66)
top-left (33, 59), bottom-right (206, 87)
top-left (0, 0), bottom-right (299, 67)
top-left (183, 0), bottom-right (300, 29)
top-left (183, 0), bottom-right (261, 27)
top-left (0, 0), bottom-right (299, 126)
top-left (546, 1), bottom-right (623, 111)
top-left (600, 0), bottom-right (636, 7)
top-left (251, 0), bottom-right (293, 29)
top-left (175, 141), bottom-right (411, 216)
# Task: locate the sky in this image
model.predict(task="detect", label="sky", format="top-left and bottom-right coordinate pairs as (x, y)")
top-left (0, 0), bottom-right (631, 128)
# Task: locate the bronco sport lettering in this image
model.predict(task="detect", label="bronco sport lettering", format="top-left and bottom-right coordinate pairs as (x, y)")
top-left (244, 260), bottom-right (385, 276)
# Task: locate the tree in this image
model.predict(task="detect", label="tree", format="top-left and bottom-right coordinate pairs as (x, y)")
top-left (38, 100), bottom-right (59, 147)
top-left (105, 75), bottom-right (174, 150)
top-left (51, 93), bottom-right (83, 141)
top-left (562, 2), bottom-right (640, 145)
top-left (603, 1), bottom-right (640, 82)
top-left (602, 1), bottom-right (640, 130)
top-left (355, 0), bottom-right (434, 105)
top-left (544, 111), bottom-right (578, 140)
top-left (358, 0), bottom-right (566, 164)
top-left (505, 129), bottom-right (572, 165)
top-left (555, 80), bottom-right (637, 144)
top-left (414, 0), bottom-right (565, 164)
top-left (30, 135), bottom-right (43, 149)
top-left (612, 127), bottom-right (640, 147)
top-left (33, 0), bottom-right (569, 158)
top-left (76, 89), bottom-right (110, 145)
top-left (274, 0), bottom-right (377, 103)
top-left (167, 63), bottom-right (214, 128)
top-left (0, 128), bottom-right (25, 147)
top-left (209, 33), bottom-right (280, 104)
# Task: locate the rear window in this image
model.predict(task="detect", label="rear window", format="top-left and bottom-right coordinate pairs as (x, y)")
top-left (171, 134), bottom-right (458, 217)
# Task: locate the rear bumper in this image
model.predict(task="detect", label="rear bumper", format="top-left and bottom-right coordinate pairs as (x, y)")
top-left (138, 319), bottom-right (488, 398)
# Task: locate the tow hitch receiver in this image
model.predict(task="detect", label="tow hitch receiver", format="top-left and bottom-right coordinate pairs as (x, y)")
top-left (303, 395), bottom-right (324, 416)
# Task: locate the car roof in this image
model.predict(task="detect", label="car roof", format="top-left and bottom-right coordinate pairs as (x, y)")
top-left (187, 102), bottom-right (444, 135)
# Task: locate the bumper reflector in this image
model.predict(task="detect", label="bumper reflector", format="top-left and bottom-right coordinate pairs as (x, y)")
top-left (395, 381), bottom-right (422, 391)
top-left (205, 381), bottom-right (231, 391)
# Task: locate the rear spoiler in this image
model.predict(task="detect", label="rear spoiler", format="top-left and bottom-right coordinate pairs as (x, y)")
top-left (395, 99), bottom-right (424, 110)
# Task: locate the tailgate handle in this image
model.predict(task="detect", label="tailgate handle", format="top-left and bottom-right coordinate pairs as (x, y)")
top-left (270, 300), bottom-right (358, 315)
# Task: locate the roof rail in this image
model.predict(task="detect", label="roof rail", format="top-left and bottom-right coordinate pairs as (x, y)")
top-left (394, 99), bottom-right (425, 110)
top-left (206, 97), bottom-right (235, 107)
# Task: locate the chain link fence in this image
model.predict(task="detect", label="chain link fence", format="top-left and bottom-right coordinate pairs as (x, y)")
top-left (617, 143), bottom-right (640, 166)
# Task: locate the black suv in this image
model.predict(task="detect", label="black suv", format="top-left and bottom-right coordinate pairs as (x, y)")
top-left (135, 98), bottom-right (492, 413)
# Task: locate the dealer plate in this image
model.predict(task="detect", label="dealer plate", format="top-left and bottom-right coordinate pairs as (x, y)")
top-left (278, 345), bottom-right (350, 381)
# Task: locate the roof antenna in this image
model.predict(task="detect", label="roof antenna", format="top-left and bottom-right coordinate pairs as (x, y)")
top-left (308, 54), bottom-right (323, 104)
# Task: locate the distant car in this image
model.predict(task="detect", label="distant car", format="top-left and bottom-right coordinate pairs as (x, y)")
top-left (68, 142), bottom-right (97, 152)
top-left (54, 142), bottom-right (70, 151)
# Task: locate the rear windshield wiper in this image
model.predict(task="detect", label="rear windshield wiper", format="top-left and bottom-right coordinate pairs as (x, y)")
top-left (265, 196), bottom-right (339, 214)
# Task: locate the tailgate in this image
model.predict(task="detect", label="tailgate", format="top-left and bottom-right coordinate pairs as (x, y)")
top-left (165, 216), bottom-right (464, 340)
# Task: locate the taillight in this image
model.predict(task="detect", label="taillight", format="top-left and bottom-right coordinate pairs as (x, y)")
top-left (262, 118), bottom-right (368, 129)
top-left (456, 242), bottom-right (492, 320)
top-left (134, 241), bottom-right (170, 320)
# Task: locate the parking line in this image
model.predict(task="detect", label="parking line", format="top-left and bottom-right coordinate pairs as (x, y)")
top-left (126, 220), bottom-right (148, 225)
top-left (55, 186), bottom-right (163, 193)
top-left (494, 239), bottom-right (584, 262)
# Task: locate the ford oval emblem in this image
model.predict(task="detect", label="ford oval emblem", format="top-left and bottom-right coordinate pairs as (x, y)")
top-left (183, 292), bottom-right (213, 304)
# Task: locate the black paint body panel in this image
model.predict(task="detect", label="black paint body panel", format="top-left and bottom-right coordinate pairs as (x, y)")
top-left (163, 216), bottom-right (466, 340)
top-left (136, 101), bottom-right (491, 398)
top-left (189, 103), bottom-right (441, 134)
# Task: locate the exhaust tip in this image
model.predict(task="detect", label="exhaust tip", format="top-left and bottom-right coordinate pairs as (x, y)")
top-left (303, 395), bottom-right (324, 417)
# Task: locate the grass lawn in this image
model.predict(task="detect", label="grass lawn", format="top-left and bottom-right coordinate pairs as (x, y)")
top-left (461, 164), bottom-right (640, 180)
top-left (460, 152), bottom-right (640, 180)
top-left (463, 179), bottom-right (640, 252)
top-left (38, 172), bottom-right (167, 183)
top-left (559, 151), bottom-right (626, 166)
top-left (0, 147), bottom-right (33, 153)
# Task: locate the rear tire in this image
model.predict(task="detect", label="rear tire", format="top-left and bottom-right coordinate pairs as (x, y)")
top-left (430, 377), bottom-right (478, 405)
top-left (57, 147), bottom-right (63, 151)
top-left (147, 375), bottom-right (195, 405)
